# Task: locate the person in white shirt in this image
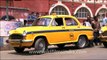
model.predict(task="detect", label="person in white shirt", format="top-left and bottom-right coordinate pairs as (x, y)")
top-left (102, 14), bottom-right (107, 26)
top-left (83, 16), bottom-right (92, 27)
top-left (83, 20), bottom-right (91, 26)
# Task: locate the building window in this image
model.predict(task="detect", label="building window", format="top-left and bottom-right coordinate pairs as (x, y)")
top-left (8, 0), bottom-right (14, 6)
top-left (51, 6), bottom-right (69, 15)
top-left (98, 9), bottom-right (107, 20)
top-left (87, 0), bottom-right (93, 3)
top-left (73, 0), bottom-right (79, 2)
top-left (76, 7), bottom-right (90, 19)
top-left (97, 0), bottom-right (102, 3)
top-left (88, 0), bottom-right (91, 1)
top-left (104, 0), bottom-right (107, 3)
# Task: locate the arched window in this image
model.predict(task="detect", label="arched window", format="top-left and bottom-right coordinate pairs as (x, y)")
top-left (51, 6), bottom-right (69, 15)
top-left (76, 7), bottom-right (90, 19)
top-left (98, 9), bottom-right (107, 20)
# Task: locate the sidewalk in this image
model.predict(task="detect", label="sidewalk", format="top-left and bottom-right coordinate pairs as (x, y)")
top-left (0, 36), bottom-right (14, 51)
top-left (0, 44), bottom-right (13, 51)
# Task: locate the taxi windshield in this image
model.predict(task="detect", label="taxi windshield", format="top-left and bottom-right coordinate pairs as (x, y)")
top-left (32, 18), bottom-right (51, 26)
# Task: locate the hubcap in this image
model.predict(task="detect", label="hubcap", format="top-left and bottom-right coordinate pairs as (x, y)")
top-left (79, 37), bottom-right (86, 47)
top-left (38, 41), bottom-right (45, 51)
top-left (39, 42), bottom-right (44, 48)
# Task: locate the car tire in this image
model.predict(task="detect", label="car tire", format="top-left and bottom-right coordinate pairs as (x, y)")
top-left (57, 44), bottom-right (65, 49)
top-left (14, 47), bottom-right (25, 53)
top-left (34, 38), bottom-right (47, 54)
top-left (103, 42), bottom-right (107, 48)
top-left (76, 36), bottom-right (87, 49)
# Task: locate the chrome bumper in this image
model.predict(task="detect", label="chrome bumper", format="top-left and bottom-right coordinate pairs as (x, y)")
top-left (9, 39), bottom-right (33, 43)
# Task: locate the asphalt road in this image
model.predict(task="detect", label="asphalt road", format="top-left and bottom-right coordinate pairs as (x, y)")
top-left (0, 45), bottom-right (107, 60)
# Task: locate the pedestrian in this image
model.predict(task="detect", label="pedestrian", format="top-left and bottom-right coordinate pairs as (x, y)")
top-left (102, 14), bottom-right (107, 26)
top-left (92, 16), bottom-right (101, 46)
top-left (83, 16), bottom-right (92, 27)
top-left (83, 15), bottom-right (95, 47)
top-left (26, 12), bottom-right (38, 26)
top-left (27, 12), bottom-right (37, 20)
top-left (24, 20), bottom-right (27, 26)
top-left (36, 12), bottom-right (40, 18)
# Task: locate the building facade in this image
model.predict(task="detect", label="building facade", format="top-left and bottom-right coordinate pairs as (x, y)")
top-left (0, 0), bottom-right (107, 22)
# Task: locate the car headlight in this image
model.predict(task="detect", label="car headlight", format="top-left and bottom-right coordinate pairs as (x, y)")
top-left (99, 30), bottom-right (103, 34)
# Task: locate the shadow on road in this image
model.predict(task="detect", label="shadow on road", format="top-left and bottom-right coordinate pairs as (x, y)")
top-left (9, 46), bottom-right (86, 56)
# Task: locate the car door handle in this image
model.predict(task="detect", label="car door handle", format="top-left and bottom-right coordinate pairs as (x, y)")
top-left (70, 34), bottom-right (74, 38)
top-left (78, 26), bottom-right (80, 28)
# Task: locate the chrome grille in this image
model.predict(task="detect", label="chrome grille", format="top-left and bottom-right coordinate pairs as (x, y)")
top-left (102, 31), bottom-right (107, 36)
top-left (9, 34), bottom-right (23, 39)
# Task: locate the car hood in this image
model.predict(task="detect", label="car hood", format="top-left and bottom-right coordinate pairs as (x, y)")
top-left (101, 25), bottom-right (107, 33)
top-left (9, 26), bottom-right (49, 34)
top-left (101, 26), bottom-right (107, 33)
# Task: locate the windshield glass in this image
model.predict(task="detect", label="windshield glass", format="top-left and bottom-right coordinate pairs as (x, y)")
top-left (32, 18), bottom-right (51, 26)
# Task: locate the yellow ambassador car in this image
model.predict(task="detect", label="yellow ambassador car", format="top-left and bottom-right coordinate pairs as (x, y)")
top-left (9, 15), bottom-right (93, 54)
top-left (100, 25), bottom-right (107, 48)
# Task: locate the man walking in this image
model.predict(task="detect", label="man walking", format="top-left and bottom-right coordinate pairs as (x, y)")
top-left (92, 16), bottom-right (101, 46)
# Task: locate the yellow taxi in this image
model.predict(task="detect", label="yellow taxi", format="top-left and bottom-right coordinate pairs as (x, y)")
top-left (99, 25), bottom-right (107, 48)
top-left (9, 15), bottom-right (93, 54)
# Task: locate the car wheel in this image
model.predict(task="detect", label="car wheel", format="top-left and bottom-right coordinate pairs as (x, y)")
top-left (103, 42), bottom-right (107, 48)
top-left (14, 47), bottom-right (25, 53)
top-left (34, 38), bottom-right (47, 54)
top-left (57, 44), bottom-right (65, 49)
top-left (76, 36), bottom-right (87, 49)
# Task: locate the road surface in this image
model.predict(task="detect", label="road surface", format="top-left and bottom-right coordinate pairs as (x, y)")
top-left (0, 45), bottom-right (107, 60)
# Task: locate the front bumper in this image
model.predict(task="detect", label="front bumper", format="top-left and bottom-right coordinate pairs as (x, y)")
top-left (10, 39), bottom-right (33, 43)
top-left (9, 39), bottom-right (33, 47)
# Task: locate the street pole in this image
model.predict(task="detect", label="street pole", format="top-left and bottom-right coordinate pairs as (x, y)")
top-left (6, 0), bottom-right (9, 21)
top-left (72, 0), bottom-right (74, 15)
top-left (94, 0), bottom-right (96, 16)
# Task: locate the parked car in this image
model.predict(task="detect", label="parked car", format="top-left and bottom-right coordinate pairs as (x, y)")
top-left (9, 15), bottom-right (94, 54)
top-left (99, 25), bottom-right (107, 48)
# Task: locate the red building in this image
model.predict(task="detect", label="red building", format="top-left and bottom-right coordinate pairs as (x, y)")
top-left (0, 0), bottom-right (107, 22)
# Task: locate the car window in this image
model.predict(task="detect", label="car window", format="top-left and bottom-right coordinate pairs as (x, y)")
top-left (32, 18), bottom-right (51, 26)
top-left (52, 18), bottom-right (64, 26)
top-left (65, 18), bottom-right (78, 26)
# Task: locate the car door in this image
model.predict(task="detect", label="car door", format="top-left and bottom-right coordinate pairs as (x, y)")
top-left (48, 17), bottom-right (69, 44)
top-left (64, 17), bottom-right (80, 42)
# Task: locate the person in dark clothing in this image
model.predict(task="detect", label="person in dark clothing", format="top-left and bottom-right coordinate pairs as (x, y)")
top-left (92, 16), bottom-right (101, 46)
top-left (83, 15), bottom-right (95, 47)
top-left (24, 20), bottom-right (27, 26)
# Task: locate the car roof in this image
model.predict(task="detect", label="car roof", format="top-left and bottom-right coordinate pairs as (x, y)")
top-left (41, 15), bottom-right (76, 19)
top-left (40, 15), bottom-right (81, 25)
